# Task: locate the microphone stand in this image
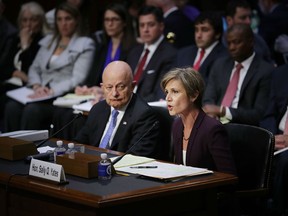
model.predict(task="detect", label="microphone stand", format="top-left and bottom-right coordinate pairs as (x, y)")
top-left (111, 121), bottom-right (159, 166)
top-left (36, 112), bottom-right (83, 148)
top-left (25, 112), bottom-right (83, 163)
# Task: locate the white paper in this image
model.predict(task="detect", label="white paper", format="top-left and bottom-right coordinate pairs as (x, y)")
top-left (111, 154), bottom-right (156, 168)
top-left (5, 77), bottom-right (23, 86)
top-left (148, 100), bottom-right (167, 108)
top-left (72, 100), bottom-right (94, 112)
top-left (53, 93), bottom-right (95, 108)
top-left (6, 86), bottom-right (57, 105)
top-left (116, 161), bottom-right (213, 180)
top-left (274, 146), bottom-right (288, 156)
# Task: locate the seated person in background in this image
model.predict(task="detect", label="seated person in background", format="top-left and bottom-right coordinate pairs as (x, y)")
top-left (161, 67), bottom-right (236, 175)
top-left (223, 0), bottom-right (273, 64)
top-left (75, 2), bottom-right (137, 102)
top-left (0, 1), bottom-right (48, 130)
top-left (174, 0), bottom-right (200, 22)
top-left (174, 10), bottom-right (227, 84)
top-left (51, 2), bottom-right (137, 140)
top-left (74, 61), bottom-right (161, 159)
top-left (145, 0), bottom-right (195, 49)
top-left (126, 5), bottom-right (177, 102)
top-left (45, 0), bottom-right (91, 35)
top-left (260, 63), bottom-right (288, 215)
top-left (4, 2), bottom-right (95, 132)
top-left (202, 23), bottom-right (274, 126)
top-left (1, 1), bottom-right (49, 89)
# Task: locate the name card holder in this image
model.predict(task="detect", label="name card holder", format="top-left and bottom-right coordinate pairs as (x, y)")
top-left (56, 152), bottom-right (101, 178)
top-left (29, 158), bottom-right (68, 185)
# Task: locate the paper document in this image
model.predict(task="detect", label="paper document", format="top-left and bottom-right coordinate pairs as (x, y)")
top-left (148, 100), bottom-right (167, 108)
top-left (274, 147), bottom-right (288, 156)
top-left (72, 100), bottom-right (94, 112)
top-left (111, 154), bottom-right (156, 168)
top-left (116, 161), bottom-right (213, 180)
top-left (6, 86), bottom-right (56, 104)
top-left (5, 77), bottom-right (23, 86)
top-left (53, 93), bottom-right (95, 108)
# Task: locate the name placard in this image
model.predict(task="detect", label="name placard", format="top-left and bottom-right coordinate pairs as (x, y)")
top-left (29, 158), bottom-right (67, 183)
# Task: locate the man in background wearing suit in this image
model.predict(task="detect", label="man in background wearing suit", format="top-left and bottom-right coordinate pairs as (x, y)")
top-left (224, 0), bottom-right (273, 64)
top-left (174, 11), bottom-right (227, 84)
top-left (202, 23), bottom-right (273, 126)
top-left (126, 5), bottom-right (177, 102)
top-left (145, 0), bottom-right (195, 49)
top-left (74, 61), bottom-right (160, 158)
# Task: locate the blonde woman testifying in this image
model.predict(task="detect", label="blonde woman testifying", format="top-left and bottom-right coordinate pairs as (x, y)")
top-left (4, 2), bottom-right (95, 132)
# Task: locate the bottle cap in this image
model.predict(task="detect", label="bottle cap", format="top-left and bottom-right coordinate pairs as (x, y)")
top-left (100, 153), bottom-right (107, 160)
top-left (56, 140), bottom-right (63, 147)
top-left (68, 143), bottom-right (74, 149)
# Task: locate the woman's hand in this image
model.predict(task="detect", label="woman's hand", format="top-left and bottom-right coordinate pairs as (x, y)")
top-left (20, 27), bottom-right (32, 50)
top-left (28, 86), bottom-right (53, 99)
top-left (75, 85), bottom-right (91, 95)
top-left (12, 70), bottom-right (28, 83)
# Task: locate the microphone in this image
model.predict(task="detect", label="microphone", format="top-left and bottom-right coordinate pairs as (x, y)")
top-left (36, 112), bottom-right (83, 148)
top-left (112, 121), bottom-right (159, 166)
top-left (25, 112), bottom-right (83, 163)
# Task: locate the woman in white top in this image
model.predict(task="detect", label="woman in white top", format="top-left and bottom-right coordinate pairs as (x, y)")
top-left (4, 2), bottom-right (95, 132)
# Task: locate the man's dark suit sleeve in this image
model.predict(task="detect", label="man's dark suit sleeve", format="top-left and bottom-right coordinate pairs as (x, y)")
top-left (125, 108), bottom-right (160, 157)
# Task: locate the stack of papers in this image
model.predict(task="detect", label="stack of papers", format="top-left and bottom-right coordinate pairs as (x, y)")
top-left (112, 154), bottom-right (213, 181)
top-left (53, 93), bottom-right (95, 108)
top-left (6, 87), bottom-right (57, 104)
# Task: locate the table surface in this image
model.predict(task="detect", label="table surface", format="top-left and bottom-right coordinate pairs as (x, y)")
top-left (0, 141), bottom-right (238, 209)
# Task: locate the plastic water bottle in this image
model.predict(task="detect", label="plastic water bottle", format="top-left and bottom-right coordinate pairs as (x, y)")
top-left (65, 143), bottom-right (78, 158)
top-left (98, 153), bottom-right (112, 180)
top-left (54, 140), bottom-right (66, 162)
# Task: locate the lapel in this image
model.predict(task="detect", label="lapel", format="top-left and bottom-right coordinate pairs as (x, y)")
top-left (47, 34), bottom-right (79, 71)
top-left (239, 55), bottom-right (259, 99)
top-left (109, 94), bottom-right (137, 149)
top-left (186, 110), bottom-right (205, 155)
top-left (94, 104), bottom-right (111, 146)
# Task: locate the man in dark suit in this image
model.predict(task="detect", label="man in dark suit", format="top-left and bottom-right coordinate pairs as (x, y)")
top-left (202, 23), bottom-right (274, 126)
top-left (224, 0), bottom-right (273, 64)
top-left (174, 11), bottom-right (227, 84)
top-left (126, 5), bottom-right (177, 102)
top-left (145, 0), bottom-right (195, 49)
top-left (74, 61), bottom-right (160, 158)
top-left (260, 63), bottom-right (288, 215)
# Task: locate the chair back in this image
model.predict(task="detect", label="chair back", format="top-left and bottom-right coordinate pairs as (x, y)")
top-left (152, 106), bottom-right (174, 162)
top-left (224, 123), bottom-right (275, 191)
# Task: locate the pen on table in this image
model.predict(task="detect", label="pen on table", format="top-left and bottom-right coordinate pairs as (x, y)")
top-left (129, 166), bottom-right (158, 169)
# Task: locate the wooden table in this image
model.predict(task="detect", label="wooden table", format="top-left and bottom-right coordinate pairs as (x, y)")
top-left (0, 144), bottom-right (237, 216)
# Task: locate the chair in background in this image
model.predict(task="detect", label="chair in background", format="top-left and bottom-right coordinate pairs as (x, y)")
top-left (152, 106), bottom-right (174, 162)
top-left (223, 123), bottom-right (275, 216)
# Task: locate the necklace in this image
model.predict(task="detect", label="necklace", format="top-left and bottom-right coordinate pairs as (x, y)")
top-left (58, 43), bottom-right (67, 49)
top-left (183, 136), bottom-right (189, 141)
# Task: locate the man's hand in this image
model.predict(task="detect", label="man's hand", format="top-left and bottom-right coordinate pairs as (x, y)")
top-left (202, 104), bottom-right (222, 118)
top-left (275, 134), bottom-right (288, 150)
